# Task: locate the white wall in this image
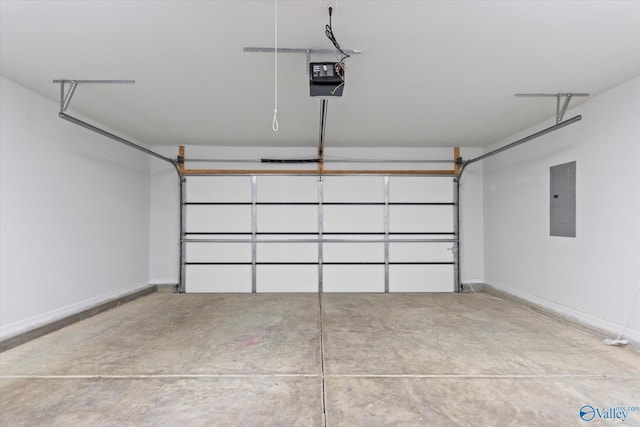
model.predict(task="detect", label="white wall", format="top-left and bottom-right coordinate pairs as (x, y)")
top-left (483, 76), bottom-right (640, 342)
top-left (149, 148), bottom-right (181, 285)
top-left (149, 145), bottom-right (485, 287)
top-left (0, 77), bottom-right (151, 340)
top-left (459, 147), bottom-right (484, 284)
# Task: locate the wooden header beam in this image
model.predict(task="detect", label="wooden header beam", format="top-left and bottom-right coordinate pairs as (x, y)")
top-left (181, 169), bottom-right (456, 176)
top-left (177, 146), bottom-right (459, 177)
top-left (454, 147), bottom-right (460, 176)
top-left (178, 146), bottom-right (185, 174)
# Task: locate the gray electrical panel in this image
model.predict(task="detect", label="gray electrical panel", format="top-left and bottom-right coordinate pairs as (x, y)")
top-left (550, 161), bottom-right (576, 237)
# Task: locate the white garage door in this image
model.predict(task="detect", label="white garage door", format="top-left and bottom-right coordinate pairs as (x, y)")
top-left (182, 175), bottom-right (456, 293)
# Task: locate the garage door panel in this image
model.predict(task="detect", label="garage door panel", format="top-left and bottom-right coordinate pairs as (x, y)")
top-left (323, 242), bottom-right (383, 262)
top-left (389, 242), bottom-right (454, 262)
top-left (186, 205), bottom-right (251, 233)
top-left (186, 240), bottom-right (251, 263)
top-left (389, 205), bottom-right (453, 233)
top-left (324, 206), bottom-right (383, 233)
top-left (323, 265), bottom-right (385, 292)
top-left (257, 265), bottom-right (318, 292)
top-left (258, 205), bottom-right (317, 233)
top-left (183, 175), bottom-right (457, 293)
top-left (389, 177), bottom-right (453, 202)
top-left (323, 176), bottom-right (382, 202)
top-left (389, 265), bottom-right (454, 292)
top-left (257, 242), bottom-right (317, 262)
top-left (186, 176), bottom-right (250, 202)
top-left (186, 265), bottom-right (252, 293)
top-left (257, 176), bottom-right (317, 202)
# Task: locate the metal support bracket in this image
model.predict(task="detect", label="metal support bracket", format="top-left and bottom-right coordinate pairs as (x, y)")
top-left (244, 47), bottom-right (361, 76)
top-left (515, 92), bottom-right (589, 124)
top-left (251, 176), bottom-right (258, 293)
top-left (453, 178), bottom-right (460, 292)
top-left (54, 79), bottom-right (135, 114)
top-left (52, 79), bottom-right (179, 174)
top-left (179, 177), bottom-right (187, 293)
top-left (318, 179), bottom-right (324, 292)
top-left (383, 176), bottom-right (390, 293)
top-left (61, 81), bottom-right (78, 113)
top-left (244, 47), bottom-right (361, 55)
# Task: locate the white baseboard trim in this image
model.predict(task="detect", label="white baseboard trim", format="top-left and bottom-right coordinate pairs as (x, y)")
top-left (461, 278), bottom-right (485, 284)
top-left (483, 281), bottom-right (640, 345)
top-left (0, 281), bottom-right (154, 342)
top-left (149, 279), bottom-right (179, 285)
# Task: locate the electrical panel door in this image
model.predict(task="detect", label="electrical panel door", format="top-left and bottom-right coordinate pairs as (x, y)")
top-left (550, 161), bottom-right (576, 237)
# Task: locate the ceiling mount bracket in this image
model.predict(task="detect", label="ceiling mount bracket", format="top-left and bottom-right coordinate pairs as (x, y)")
top-left (243, 47), bottom-right (361, 55)
top-left (53, 79), bottom-right (135, 114)
top-left (515, 92), bottom-right (589, 123)
top-left (244, 47), bottom-right (361, 76)
top-left (60, 80), bottom-right (78, 113)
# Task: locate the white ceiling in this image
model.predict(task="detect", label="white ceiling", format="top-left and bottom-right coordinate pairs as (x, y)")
top-left (1, 0), bottom-right (639, 148)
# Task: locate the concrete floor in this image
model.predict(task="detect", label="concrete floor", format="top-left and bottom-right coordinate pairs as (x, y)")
top-left (1, 291), bottom-right (639, 426)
